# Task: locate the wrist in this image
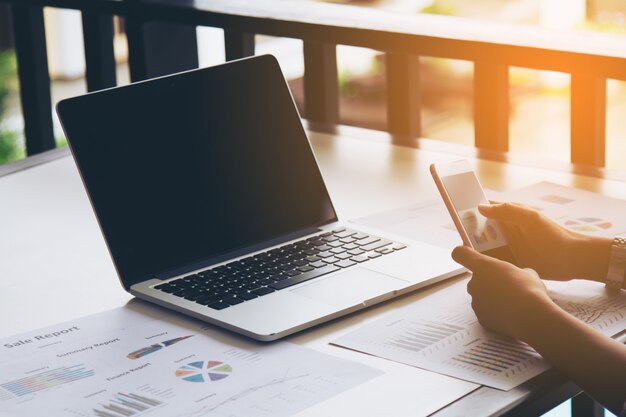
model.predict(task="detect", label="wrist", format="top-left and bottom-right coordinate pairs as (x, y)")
top-left (517, 294), bottom-right (565, 345)
top-left (568, 235), bottom-right (612, 282)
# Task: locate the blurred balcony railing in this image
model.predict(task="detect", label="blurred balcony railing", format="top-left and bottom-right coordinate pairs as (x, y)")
top-left (3, 0), bottom-right (626, 167)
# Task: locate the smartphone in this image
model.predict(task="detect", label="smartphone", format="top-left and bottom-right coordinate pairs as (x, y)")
top-left (430, 159), bottom-right (516, 263)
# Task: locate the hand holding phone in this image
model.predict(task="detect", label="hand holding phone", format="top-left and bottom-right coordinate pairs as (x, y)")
top-left (430, 160), bottom-right (516, 263)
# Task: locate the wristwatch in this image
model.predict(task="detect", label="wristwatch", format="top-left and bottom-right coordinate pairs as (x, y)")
top-left (606, 236), bottom-right (626, 291)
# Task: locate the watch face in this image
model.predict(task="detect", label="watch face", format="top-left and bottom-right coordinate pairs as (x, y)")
top-left (607, 238), bottom-right (626, 291)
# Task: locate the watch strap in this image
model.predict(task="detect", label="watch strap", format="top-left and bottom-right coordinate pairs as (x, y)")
top-left (606, 236), bottom-right (626, 291)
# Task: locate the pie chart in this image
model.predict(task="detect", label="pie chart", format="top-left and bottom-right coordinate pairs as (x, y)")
top-left (175, 360), bottom-right (232, 382)
top-left (563, 217), bottom-right (612, 233)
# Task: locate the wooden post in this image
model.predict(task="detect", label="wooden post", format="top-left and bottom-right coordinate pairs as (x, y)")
top-left (386, 52), bottom-right (421, 145)
top-left (126, 15), bottom-right (199, 81)
top-left (571, 73), bottom-right (606, 167)
top-left (303, 41), bottom-right (339, 125)
top-left (82, 12), bottom-right (117, 92)
top-left (474, 61), bottom-right (509, 152)
top-left (11, 4), bottom-right (55, 155)
top-left (224, 30), bottom-right (254, 61)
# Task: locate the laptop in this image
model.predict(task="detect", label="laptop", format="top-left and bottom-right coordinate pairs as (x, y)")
top-left (56, 55), bottom-right (461, 341)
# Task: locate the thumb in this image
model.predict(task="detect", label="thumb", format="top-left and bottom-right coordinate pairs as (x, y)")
top-left (478, 202), bottom-right (532, 225)
top-left (451, 246), bottom-right (492, 271)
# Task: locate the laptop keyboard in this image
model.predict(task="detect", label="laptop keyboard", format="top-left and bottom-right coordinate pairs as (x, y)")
top-left (153, 228), bottom-right (406, 311)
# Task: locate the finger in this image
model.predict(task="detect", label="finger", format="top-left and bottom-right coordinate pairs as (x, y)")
top-left (478, 202), bottom-right (536, 225)
top-left (496, 221), bottom-right (520, 255)
top-left (452, 246), bottom-right (496, 271)
top-left (522, 267), bottom-right (539, 278)
top-left (466, 278), bottom-right (476, 295)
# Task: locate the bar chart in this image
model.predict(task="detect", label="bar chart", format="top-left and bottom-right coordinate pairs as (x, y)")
top-left (449, 337), bottom-right (539, 375)
top-left (93, 392), bottom-right (163, 417)
top-left (388, 320), bottom-right (464, 353)
top-left (1, 364), bottom-right (94, 397)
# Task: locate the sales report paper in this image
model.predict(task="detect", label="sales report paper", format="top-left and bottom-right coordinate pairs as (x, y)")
top-left (333, 279), bottom-right (626, 390)
top-left (0, 304), bottom-right (382, 417)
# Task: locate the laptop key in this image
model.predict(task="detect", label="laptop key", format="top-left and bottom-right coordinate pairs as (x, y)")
top-left (317, 251), bottom-right (334, 258)
top-left (336, 252), bottom-right (352, 260)
top-left (305, 255), bottom-right (321, 262)
top-left (361, 239), bottom-right (392, 252)
top-left (334, 230), bottom-right (355, 238)
top-left (269, 265), bottom-right (340, 290)
top-left (357, 237), bottom-right (379, 246)
top-left (285, 270), bottom-right (302, 277)
top-left (377, 246), bottom-right (395, 255)
top-left (252, 286), bottom-right (275, 296)
top-left (309, 260), bottom-right (327, 268)
top-left (347, 248), bottom-right (365, 256)
top-left (351, 232), bottom-right (370, 240)
top-left (368, 252), bottom-right (382, 259)
top-left (351, 255), bottom-right (368, 263)
top-left (236, 291), bottom-right (258, 301)
top-left (156, 285), bottom-right (177, 293)
top-left (184, 292), bottom-right (208, 301)
top-left (206, 301), bottom-right (230, 311)
top-left (335, 259), bottom-right (357, 268)
top-left (391, 243), bottom-right (407, 250)
top-left (297, 265), bottom-right (315, 272)
top-left (243, 283), bottom-right (260, 290)
top-left (222, 296), bottom-right (244, 306)
top-left (323, 256), bottom-right (340, 264)
top-left (196, 295), bottom-right (221, 305)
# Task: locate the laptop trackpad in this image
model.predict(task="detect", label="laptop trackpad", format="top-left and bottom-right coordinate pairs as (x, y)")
top-left (291, 267), bottom-right (409, 307)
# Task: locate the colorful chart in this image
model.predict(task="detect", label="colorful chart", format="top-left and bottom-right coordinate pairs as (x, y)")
top-left (1, 364), bottom-right (94, 397)
top-left (93, 392), bottom-right (162, 417)
top-left (485, 224), bottom-right (498, 240)
top-left (563, 217), bottom-right (612, 233)
top-left (127, 335), bottom-right (193, 359)
top-left (175, 361), bottom-right (232, 383)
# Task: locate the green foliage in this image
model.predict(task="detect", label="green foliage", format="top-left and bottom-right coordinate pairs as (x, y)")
top-left (0, 52), bottom-right (15, 116)
top-left (56, 135), bottom-right (67, 148)
top-left (420, 2), bottom-right (456, 16)
top-left (0, 130), bottom-right (21, 164)
top-left (0, 51), bottom-right (21, 165)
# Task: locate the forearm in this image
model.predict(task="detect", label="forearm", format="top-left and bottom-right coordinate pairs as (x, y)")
top-left (569, 235), bottom-right (613, 284)
top-left (523, 300), bottom-right (626, 414)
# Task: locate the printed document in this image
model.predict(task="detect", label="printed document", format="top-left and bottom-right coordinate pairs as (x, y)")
top-left (351, 181), bottom-right (626, 250)
top-left (333, 279), bottom-right (626, 390)
top-left (0, 305), bottom-right (381, 417)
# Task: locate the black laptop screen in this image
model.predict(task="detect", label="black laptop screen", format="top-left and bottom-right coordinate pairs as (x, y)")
top-left (58, 56), bottom-right (337, 289)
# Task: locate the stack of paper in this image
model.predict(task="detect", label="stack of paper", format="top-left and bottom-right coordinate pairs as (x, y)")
top-left (333, 279), bottom-right (626, 390)
top-left (0, 306), bottom-right (381, 417)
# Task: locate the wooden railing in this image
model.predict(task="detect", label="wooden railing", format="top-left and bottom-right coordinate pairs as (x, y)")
top-left (4, 0), bottom-right (626, 167)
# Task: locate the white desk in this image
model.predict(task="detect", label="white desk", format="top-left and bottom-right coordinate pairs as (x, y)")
top-left (3, 128), bottom-right (626, 416)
